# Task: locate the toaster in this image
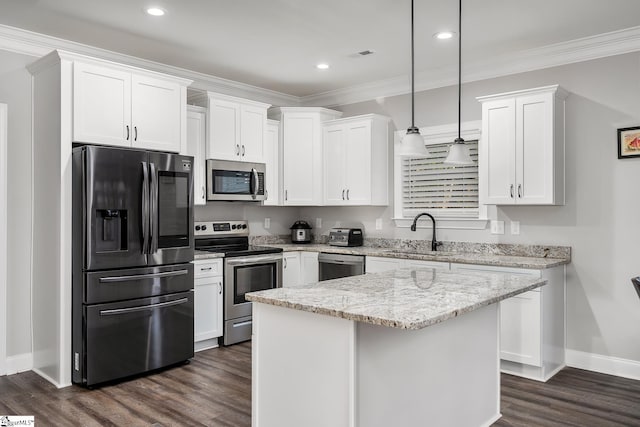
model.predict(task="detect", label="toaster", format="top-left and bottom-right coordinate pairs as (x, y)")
top-left (328, 228), bottom-right (363, 247)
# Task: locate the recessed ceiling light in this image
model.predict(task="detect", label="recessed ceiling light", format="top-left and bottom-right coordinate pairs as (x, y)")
top-left (316, 63), bottom-right (330, 70)
top-left (434, 31), bottom-right (454, 40)
top-left (146, 7), bottom-right (166, 16)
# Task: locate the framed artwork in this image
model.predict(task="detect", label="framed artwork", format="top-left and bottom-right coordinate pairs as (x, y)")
top-left (618, 126), bottom-right (640, 159)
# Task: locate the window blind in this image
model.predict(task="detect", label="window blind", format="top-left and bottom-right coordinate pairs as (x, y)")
top-left (402, 141), bottom-right (478, 213)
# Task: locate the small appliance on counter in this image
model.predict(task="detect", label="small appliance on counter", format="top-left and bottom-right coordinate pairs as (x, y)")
top-left (328, 228), bottom-right (363, 247)
top-left (290, 220), bottom-right (312, 243)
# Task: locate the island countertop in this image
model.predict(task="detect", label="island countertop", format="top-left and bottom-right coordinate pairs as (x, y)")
top-left (246, 268), bottom-right (546, 330)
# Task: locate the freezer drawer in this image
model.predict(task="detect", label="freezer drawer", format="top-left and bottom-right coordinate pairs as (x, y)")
top-left (82, 291), bottom-right (194, 386)
top-left (84, 263), bottom-right (193, 304)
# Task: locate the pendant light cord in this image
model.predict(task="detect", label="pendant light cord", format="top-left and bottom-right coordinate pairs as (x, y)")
top-left (411, 0), bottom-right (415, 129)
top-left (456, 0), bottom-right (463, 143)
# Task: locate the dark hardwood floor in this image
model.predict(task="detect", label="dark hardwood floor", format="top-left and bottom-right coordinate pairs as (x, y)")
top-left (1, 343), bottom-right (639, 426)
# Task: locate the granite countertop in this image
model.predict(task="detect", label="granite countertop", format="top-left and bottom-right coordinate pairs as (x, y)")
top-left (263, 243), bottom-right (568, 269)
top-left (246, 268), bottom-right (546, 330)
top-left (194, 250), bottom-right (224, 260)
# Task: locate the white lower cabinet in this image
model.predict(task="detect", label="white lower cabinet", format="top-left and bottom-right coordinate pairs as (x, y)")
top-left (193, 259), bottom-right (224, 351)
top-left (283, 251), bottom-right (319, 287)
top-left (366, 256), bottom-right (449, 273)
top-left (450, 262), bottom-right (565, 381)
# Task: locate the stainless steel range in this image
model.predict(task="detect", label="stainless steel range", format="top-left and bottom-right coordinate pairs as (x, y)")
top-left (194, 220), bottom-right (282, 345)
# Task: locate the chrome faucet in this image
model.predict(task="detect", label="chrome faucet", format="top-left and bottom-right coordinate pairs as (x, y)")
top-left (410, 212), bottom-right (442, 251)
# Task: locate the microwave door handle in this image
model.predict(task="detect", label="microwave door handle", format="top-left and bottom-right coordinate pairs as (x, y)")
top-left (251, 168), bottom-right (259, 199)
top-left (149, 162), bottom-right (158, 254)
top-left (141, 161), bottom-right (149, 254)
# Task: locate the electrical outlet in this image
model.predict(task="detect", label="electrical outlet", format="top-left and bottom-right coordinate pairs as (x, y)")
top-left (375, 218), bottom-right (383, 230)
top-left (264, 217), bottom-right (271, 229)
top-left (316, 218), bottom-right (322, 229)
top-left (490, 220), bottom-right (505, 235)
top-left (510, 221), bottom-right (520, 235)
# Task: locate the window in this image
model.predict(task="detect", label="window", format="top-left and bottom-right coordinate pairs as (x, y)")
top-left (402, 140), bottom-right (478, 214)
top-left (393, 121), bottom-right (488, 229)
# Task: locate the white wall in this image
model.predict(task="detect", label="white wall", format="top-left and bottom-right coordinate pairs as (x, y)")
top-left (0, 50), bottom-right (33, 359)
top-left (301, 52), bottom-right (640, 364)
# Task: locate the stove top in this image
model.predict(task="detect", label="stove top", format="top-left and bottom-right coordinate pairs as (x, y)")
top-left (194, 220), bottom-right (282, 257)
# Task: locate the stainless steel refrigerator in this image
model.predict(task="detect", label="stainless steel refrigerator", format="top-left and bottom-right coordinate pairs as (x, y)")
top-left (72, 145), bottom-right (195, 386)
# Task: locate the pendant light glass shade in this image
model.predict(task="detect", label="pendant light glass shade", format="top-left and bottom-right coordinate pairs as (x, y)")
top-left (397, 0), bottom-right (430, 158)
top-left (443, 0), bottom-right (474, 166)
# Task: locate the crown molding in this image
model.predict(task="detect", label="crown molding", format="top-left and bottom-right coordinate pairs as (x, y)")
top-left (2, 23), bottom-right (640, 109)
top-left (301, 25), bottom-right (640, 107)
top-left (0, 24), bottom-right (299, 107)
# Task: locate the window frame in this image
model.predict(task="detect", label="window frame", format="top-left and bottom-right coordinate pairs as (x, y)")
top-left (393, 121), bottom-right (489, 230)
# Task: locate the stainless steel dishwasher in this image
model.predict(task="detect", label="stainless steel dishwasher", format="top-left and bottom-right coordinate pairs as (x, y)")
top-left (318, 253), bottom-right (365, 281)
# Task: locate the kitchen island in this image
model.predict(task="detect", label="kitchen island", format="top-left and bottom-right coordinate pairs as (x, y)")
top-left (246, 268), bottom-right (546, 427)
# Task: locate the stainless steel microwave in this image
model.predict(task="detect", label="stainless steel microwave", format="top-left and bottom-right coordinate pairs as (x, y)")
top-left (206, 159), bottom-right (266, 201)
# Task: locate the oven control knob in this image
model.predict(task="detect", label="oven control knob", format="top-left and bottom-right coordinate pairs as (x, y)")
top-left (195, 225), bottom-right (201, 231)
top-left (201, 225), bottom-right (207, 231)
top-left (232, 224), bottom-right (237, 230)
top-left (242, 224), bottom-right (247, 229)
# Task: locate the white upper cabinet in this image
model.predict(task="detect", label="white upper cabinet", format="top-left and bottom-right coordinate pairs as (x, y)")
top-left (206, 92), bottom-right (270, 163)
top-left (322, 114), bottom-right (390, 206)
top-left (73, 60), bottom-right (187, 152)
top-left (269, 107), bottom-right (343, 206)
top-left (263, 120), bottom-right (280, 206)
top-left (186, 106), bottom-right (207, 205)
top-left (477, 85), bottom-right (568, 205)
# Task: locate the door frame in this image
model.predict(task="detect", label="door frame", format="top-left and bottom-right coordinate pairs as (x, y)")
top-left (0, 103), bottom-right (7, 375)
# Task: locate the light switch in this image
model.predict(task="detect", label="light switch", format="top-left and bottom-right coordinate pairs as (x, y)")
top-left (316, 218), bottom-right (322, 229)
top-left (510, 221), bottom-right (520, 235)
top-left (264, 217), bottom-right (271, 229)
top-left (375, 218), bottom-right (383, 230)
top-left (490, 220), bottom-right (505, 235)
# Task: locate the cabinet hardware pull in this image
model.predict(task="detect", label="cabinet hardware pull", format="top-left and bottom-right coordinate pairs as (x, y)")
top-left (285, 190), bottom-right (288, 201)
top-left (265, 189), bottom-right (269, 199)
top-left (242, 145), bottom-right (245, 156)
top-left (218, 282), bottom-right (222, 295)
top-left (126, 125), bottom-right (130, 141)
top-left (517, 184), bottom-right (522, 198)
top-left (510, 184), bottom-right (514, 198)
top-left (346, 189), bottom-right (350, 200)
top-left (284, 258), bottom-right (287, 268)
top-left (201, 267), bottom-right (212, 271)
top-left (202, 186), bottom-right (205, 199)
top-left (342, 189), bottom-right (345, 200)
top-left (236, 144), bottom-right (240, 155)
top-left (134, 126), bottom-right (138, 141)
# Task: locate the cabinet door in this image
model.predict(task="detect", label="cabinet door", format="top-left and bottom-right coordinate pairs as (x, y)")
top-left (282, 252), bottom-right (301, 287)
top-left (323, 124), bottom-right (347, 205)
top-left (73, 62), bottom-right (131, 147)
top-left (366, 256), bottom-right (402, 273)
top-left (240, 104), bottom-right (266, 162)
top-left (208, 98), bottom-right (240, 160)
top-left (344, 120), bottom-right (372, 205)
top-left (131, 74), bottom-right (181, 152)
top-left (403, 259), bottom-right (449, 270)
top-left (300, 252), bottom-right (319, 284)
top-left (516, 92), bottom-right (554, 204)
top-left (187, 108), bottom-right (207, 205)
top-left (481, 98), bottom-right (516, 204)
top-left (263, 121), bottom-right (280, 206)
top-left (282, 114), bottom-right (319, 205)
top-left (194, 276), bottom-right (223, 342)
top-left (500, 291), bottom-right (542, 366)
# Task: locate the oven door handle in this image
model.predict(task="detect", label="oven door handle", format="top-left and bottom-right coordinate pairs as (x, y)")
top-left (226, 254), bottom-right (282, 266)
top-left (251, 168), bottom-right (259, 199)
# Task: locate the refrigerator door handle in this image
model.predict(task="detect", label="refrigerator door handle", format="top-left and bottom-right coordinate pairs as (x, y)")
top-left (98, 269), bottom-right (190, 283)
top-left (149, 162), bottom-right (158, 254)
top-left (99, 297), bottom-right (189, 316)
top-left (141, 161), bottom-right (149, 254)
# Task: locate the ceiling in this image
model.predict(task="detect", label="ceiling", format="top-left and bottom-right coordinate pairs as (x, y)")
top-left (1, 0), bottom-right (640, 97)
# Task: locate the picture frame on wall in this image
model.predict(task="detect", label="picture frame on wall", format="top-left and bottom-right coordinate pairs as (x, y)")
top-left (617, 126), bottom-right (640, 159)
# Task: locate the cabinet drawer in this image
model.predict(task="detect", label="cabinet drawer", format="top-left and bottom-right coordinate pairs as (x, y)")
top-left (193, 259), bottom-right (223, 278)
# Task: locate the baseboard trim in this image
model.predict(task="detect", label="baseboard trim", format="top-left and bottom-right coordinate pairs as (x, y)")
top-left (566, 350), bottom-right (640, 381)
top-left (5, 352), bottom-right (33, 375)
top-left (31, 367), bottom-right (71, 389)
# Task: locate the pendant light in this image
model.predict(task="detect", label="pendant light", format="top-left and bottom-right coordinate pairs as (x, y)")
top-left (397, 0), bottom-right (430, 158)
top-left (444, 0), bottom-right (474, 165)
